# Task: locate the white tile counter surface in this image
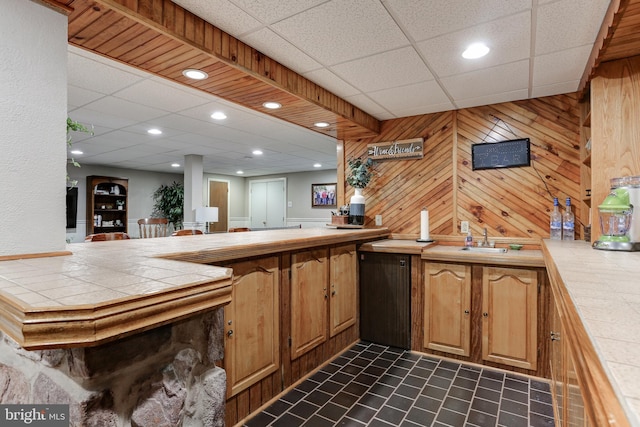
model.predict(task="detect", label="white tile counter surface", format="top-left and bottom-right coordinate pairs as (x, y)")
top-left (543, 239), bottom-right (640, 426)
top-left (0, 228), bottom-right (389, 349)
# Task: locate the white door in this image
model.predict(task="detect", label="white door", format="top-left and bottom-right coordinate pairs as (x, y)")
top-left (250, 178), bottom-right (286, 229)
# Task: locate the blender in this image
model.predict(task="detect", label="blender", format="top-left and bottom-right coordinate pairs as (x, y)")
top-left (593, 176), bottom-right (640, 251)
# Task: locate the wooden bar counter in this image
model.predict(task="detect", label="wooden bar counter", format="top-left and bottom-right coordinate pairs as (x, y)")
top-left (543, 239), bottom-right (639, 426)
top-left (0, 227), bottom-right (388, 350)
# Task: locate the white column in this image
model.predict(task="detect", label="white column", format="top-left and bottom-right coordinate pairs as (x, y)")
top-left (183, 154), bottom-right (204, 229)
top-left (0, 0), bottom-right (68, 256)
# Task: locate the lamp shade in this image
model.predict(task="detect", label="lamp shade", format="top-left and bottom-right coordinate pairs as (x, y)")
top-left (195, 207), bottom-right (219, 223)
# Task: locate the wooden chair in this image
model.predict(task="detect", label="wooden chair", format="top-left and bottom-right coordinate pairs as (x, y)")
top-left (171, 229), bottom-right (204, 236)
top-left (85, 232), bottom-right (131, 242)
top-left (228, 227), bottom-right (251, 232)
top-left (137, 218), bottom-right (169, 238)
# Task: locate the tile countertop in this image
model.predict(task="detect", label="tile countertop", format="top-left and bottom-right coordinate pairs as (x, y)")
top-left (0, 227), bottom-right (389, 349)
top-left (543, 239), bottom-right (640, 426)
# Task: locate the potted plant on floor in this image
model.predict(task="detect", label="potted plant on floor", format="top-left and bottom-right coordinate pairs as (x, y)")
top-left (152, 181), bottom-right (184, 231)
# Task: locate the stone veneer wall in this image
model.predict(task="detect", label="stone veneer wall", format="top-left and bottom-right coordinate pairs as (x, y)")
top-left (0, 308), bottom-right (226, 427)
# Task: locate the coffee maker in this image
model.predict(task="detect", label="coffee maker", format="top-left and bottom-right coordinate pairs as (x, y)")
top-left (593, 176), bottom-right (640, 251)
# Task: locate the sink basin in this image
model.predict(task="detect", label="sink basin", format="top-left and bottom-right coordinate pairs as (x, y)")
top-left (460, 247), bottom-right (508, 253)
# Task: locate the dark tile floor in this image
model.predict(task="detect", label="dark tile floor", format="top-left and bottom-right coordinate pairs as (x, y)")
top-left (243, 341), bottom-right (555, 427)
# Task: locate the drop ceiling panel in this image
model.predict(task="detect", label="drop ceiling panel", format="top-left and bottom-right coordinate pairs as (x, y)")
top-left (367, 81), bottom-right (453, 114)
top-left (172, 0), bottom-right (262, 36)
top-left (113, 79), bottom-right (211, 113)
top-left (330, 46), bottom-right (433, 93)
top-left (441, 60), bottom-right (530, 100)
top-left (455, 89), bottom-right (529, 110)
top-left (533, 45), bottom-right (592, 88)
top-left (271, 0), bottom-right (409, 65)
top-left (385, 0), bottom-right (532, 42)
top-left (303, 68), bottom-right (361, 98)
top-left (535, 0), bottom-right (611, 55)
top-left (242, 28), bottom-right (322, 73)
top-left (418, 11), bottom-right (531, 78)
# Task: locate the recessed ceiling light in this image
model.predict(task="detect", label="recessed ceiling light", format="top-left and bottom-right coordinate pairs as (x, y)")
top-left (462, 42), bottom-right (490, 59)
top-left (252, 150), bottom-right (263, 155)
top-left (70, 150), bottom-right (83, 155)
top-left (211, 111), bottom-right (227, 120)
top-left (147, 128), bottom-right (162, 135)
top-left (182, 69), bottom-right (208, 80)
top-left (263, 101), bottom-right (281, 109)
top-left (236, 170), bottom-right (244, 175)
top-left (313, 163), bottom-right (322, 168)
top-left (314, 122), bottom-right (330, 128)
top-left (171, 163), bottom-right (180, 168)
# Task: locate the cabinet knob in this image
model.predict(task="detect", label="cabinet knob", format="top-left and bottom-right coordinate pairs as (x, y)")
top-left (464, 310), bottom-right (470, 314)
top-left (227, 330), bottom-right (234, 338)
top-left (482, 312), bottom-right (488, 317)
top-left (332, 290), bottom-right (336, 296)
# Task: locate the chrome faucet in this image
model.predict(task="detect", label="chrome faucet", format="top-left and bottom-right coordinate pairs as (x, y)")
top-left (480, 228), bottom-right (489, 247)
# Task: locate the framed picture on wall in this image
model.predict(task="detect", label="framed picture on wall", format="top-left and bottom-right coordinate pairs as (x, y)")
top-left (311, 183), bottom-right (337, 208)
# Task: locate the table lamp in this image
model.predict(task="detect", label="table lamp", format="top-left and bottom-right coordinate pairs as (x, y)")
top-left (195, 207), bottom-right (219, 233)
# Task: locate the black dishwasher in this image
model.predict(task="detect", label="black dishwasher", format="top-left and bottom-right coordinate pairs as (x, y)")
top-left (359, 252), bottom-right (411, 349)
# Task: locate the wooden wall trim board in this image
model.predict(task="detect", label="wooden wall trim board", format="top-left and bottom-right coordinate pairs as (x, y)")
top-left (590, 55), bottom-right (640, 242)
top-left (578, 0), bottom-right (626, 98)
top-left (345, 95), bottom-right (581, 240)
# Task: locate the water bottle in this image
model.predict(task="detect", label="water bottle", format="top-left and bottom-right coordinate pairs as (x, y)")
top-left (562, 197), bottom-right (575, 240)
top-left (550, 198), bottom-right (562, 240)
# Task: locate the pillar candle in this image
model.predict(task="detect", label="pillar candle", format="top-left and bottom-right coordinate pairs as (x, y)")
top-left (420, 208), bottom-right (430, 240)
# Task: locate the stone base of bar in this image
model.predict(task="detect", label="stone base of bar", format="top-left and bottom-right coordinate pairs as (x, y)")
top-left (0, 309), bottom-right (226, 427)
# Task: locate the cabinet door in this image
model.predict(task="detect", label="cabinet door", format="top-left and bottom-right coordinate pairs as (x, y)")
top-left (329, 244), bottom-right (357, 337)
top-left (423, 262), bottom-right (471, 356)
top-left (224, 256), bottom-right (280, 397)
top-left (290, 249), bottom-right (328, 359)
top-left (482, 267), bottom-right (538, 370)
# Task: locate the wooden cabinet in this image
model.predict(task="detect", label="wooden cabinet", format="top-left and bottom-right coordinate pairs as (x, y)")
top-left (482, 267), bottom-right (538, 370)
top-left (360, 252), bottom-right (411, 349)
top-left (223, 256), bottom-right (280, 397)
top-left (329, 244), bottom-right (357, 337)
top-left (421, 262), bottom-right (539, 371)
top-left (290, 245), bottom-right (358, 359)
top-left (550, 291), bottom-right (565, 425)
top-left (423, 262), bottom-right (471, 356)
top-left (86, 175), bottom-right (128, 235)
top-left (550, 287), bottom-right (591, 427)
top-left (290, 249), bottom-right (328, 359)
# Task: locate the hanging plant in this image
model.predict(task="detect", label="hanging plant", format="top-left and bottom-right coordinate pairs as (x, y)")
top-left (152, 181), bottom-right (184, 229)
top-left (346, 157), bottom-right (374, 189)
top-left (66, 117), bottom-right (93, 187)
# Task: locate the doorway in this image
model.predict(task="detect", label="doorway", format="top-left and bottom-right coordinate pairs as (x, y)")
top-left (249, 178), bottom-right (286, 229)
top-left (208, 179), bottom-right (229, 233)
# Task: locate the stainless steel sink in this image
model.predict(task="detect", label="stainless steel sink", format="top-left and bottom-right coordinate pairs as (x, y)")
top-left (460, 247), bottom-right (508, 253)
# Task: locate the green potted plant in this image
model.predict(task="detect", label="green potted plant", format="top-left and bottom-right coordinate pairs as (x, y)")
top-left (346, 157), bottom-right (374, 225)
top-left (152, 181), bottom-right (184, 230)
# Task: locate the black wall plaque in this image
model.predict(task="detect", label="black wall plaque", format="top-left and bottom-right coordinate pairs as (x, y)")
top-left (471, 138), bottom-right (530, 170)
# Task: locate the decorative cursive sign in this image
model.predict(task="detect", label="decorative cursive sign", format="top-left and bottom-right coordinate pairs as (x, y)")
top-left (367, 138), bottom-right (424, 161)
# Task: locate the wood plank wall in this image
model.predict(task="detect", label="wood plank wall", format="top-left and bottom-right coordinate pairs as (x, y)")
top-left (344, 94), bottom-right (582, 241)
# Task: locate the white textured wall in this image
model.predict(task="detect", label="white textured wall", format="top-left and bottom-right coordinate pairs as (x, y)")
top-left (0, 0), bottom-right (68, 255)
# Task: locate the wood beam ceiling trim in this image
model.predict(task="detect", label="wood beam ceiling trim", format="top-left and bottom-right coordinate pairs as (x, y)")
top-left (67, 0), bottom-right (380, 139)
top-left (578, 0), bottom-right (627, 99)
